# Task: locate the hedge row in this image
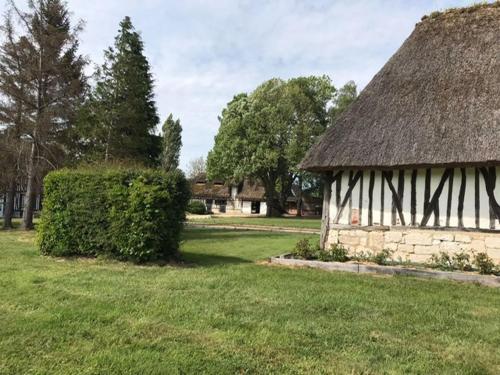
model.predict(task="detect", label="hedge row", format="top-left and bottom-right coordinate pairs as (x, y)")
top-left (37, 168), bottom-right (190, 262)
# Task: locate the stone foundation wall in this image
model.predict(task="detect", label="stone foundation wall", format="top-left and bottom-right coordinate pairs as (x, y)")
top-left (327, 227), bottom-right (500, 264)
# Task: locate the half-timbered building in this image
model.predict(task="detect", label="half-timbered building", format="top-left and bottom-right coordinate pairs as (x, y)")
top-left (300, 4), bottom-right (500, 263)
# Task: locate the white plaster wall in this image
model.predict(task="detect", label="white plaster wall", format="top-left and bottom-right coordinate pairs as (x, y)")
top-left (372, 171), bottom-right (382, 226)
top-left (462, 168), bottom-right (476, 229)
top-left (360, 171), bottom-right (370, 226)
top-left (328, 166), bottom-right (499, 231)
top-left (402, 170), bottom-right (412, 224)
top-left (241, 201), bottom-right (252, 214)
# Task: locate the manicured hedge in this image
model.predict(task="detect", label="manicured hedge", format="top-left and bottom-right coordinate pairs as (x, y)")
top-left (38, 168), bottom-right (190, 262)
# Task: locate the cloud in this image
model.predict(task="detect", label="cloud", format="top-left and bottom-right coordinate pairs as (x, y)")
top-left (3, 0), bottom-right (475, 170)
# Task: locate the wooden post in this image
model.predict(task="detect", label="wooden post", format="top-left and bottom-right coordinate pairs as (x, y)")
top-left (320, 172), bottom-right (333, 250)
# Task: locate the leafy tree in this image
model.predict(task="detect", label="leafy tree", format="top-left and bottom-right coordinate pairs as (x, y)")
top-left (329, 80), bottom-right (357, 124)
top-left (160, 114), bottom-right (182, 172)
top-left (295, 81), bottom-right (358, 212)
top-left (0, 0), bottom-right (87, 230)
top-left (207, 76), bottom-right (335, 216)
top-left (187, 156), bottom-right (206, 179)
top-left (78, 16), bottom-right (159, 165)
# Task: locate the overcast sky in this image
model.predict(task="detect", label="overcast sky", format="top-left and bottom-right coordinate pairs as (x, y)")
top-left (4, 0), bottom-right (475, 170)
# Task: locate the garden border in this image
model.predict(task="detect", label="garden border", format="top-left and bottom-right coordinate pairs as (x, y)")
top-left (269, 255), bottom-right (500, 287)
top-left (186, 223), bottom-right (320, 235)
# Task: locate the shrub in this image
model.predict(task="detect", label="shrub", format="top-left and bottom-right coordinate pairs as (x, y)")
top-left (473, 252), bottom-right (496, 275)
top-left (327, 244), bottom-right (349, 262)
top-left (372, 249), bottom-right (394, 265)
top-left (37, 168), bottom-right (190, 262)
top-left (428, 252), bottom-right (454, 271)
top-left (187, 200), bottom-right (207, 215)
top-left (292, 238), bottom-right (314, 260)
top-left (452, 251), bottom-right (472, 272)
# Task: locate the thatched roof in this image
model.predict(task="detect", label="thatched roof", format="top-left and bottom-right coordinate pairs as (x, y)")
top-left (301, 3), bottom-right (500, 171)
top-left (190, 175), bottom-right (230, 199)
top-left (190, 176), bottom-right (266, 201)
top-left (236, 180), bottom-right (266, 201)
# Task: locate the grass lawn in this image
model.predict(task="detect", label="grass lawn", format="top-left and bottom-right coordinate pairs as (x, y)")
top-left (188, 215), bottom-right (321, 230)
top-left (1, 228), bottom-right (499, 374)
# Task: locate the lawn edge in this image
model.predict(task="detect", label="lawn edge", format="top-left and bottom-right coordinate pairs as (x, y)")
top-left (269, 255), bottom-right (500, 287)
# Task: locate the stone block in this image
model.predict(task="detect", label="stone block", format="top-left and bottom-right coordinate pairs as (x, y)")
top-left (385, 243), bottom-right (398, 251)
top-left (485, 237), bottom-right (500, 249)
top-left (384, 231), bottom-right (403, 243)
top-left (352, 230), bottom-right (368, 238)
top-left (459, 243), bottom-right (472, 252)
top-left (433, 232), bottom-right (454, 241)
top-left (368, 232), bottom-right (385, 250)
top-left (328, 230), bottom-right (339, 244)
top-left (440, 241), bottom-right (460, 253)
top-left (414, 245), bottom-right (439, 255)
top-left (455, 234), bottom-right (472, 243)
top-left (470, 240), bottom-right (485, 252)
top-left (397, 244), bottom-right (414, 254)
top-left (407, 253), bottom-right (432, 264)
top-left (404, 232), bottom-right (433, 246)
top-left (486, 248), bottom-right (500, 263)
top-left (339, 235), bottom-right (360, 246)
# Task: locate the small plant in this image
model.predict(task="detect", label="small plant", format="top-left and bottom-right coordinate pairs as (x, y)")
top-left (473, 252), bottom-right (496, 275)
top-left (351, 250), bottom-right (371, 263)
top-left (428, 252), bottom-right (454, 271)
top-left (329, 244), bottom-right (349, 262)
top-left (187, 200), bottom-right (207, 215)
top-left (292, 238), bottom-right (314, 260)
top-left (372, 249), bottom-right (394, 266)
top-left (312, 242), bottom-right (329, 261)
top-left (452, 251), bottom-right (472, 272)
top-left (317, 249), bottom-right (331, 262)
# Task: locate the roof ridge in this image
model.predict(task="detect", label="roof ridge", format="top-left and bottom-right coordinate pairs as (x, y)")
top-left (420, 1), bottom-right (499, 22)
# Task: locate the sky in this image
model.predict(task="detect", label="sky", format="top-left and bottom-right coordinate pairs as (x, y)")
top-left (3, 0), bottom-right (475, 171)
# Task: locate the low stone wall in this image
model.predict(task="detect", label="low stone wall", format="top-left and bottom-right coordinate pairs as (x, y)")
top-left (327, 227), bottom-right (500, 263)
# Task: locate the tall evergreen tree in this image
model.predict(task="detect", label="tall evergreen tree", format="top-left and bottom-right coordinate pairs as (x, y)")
top-left (0, 0), bottom-right (86, 230)
top-left (160, 114), bottom-right (182, 172)
top-left (79, 16), bottom-right (159, 165)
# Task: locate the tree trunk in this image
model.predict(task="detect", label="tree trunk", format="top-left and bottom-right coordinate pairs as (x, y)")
top-left (265, 193), bottom-right (274, 217)
top-left (262, 175), bottom-right (279, 217)
top-left (22, 141), bottom-right (37, 230)
top-left (296, 175), bottom-right (303, 217)
top-left (3, 178), bottom-right (16, 229)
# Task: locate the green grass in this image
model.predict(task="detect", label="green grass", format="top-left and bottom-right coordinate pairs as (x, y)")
top-left (188, 216), bottom-right (321, 230)
top-left (0, 228), bottom-right (499, 374)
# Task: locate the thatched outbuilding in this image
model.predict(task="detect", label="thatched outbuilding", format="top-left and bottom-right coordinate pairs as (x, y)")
top-left (190, 175), bottom-right (267, 215)
top-left (301, 3), bottom-right (500, 262)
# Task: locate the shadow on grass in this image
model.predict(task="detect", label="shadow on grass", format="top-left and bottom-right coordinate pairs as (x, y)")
top-left (181, 252), bottom-right (252, 267)
top-left (182, 228), bottom-right (306, 241)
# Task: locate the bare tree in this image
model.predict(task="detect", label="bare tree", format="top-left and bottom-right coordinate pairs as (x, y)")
top-left (187, 156), bottom-right (206, 179)
top-left (1, 0), bottom-right (86, 230)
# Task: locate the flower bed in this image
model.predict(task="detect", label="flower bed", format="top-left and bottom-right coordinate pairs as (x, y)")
top-left (269, 254), bottom-right (500, 287)
top-left (271, 238), bottom-right (500, 287)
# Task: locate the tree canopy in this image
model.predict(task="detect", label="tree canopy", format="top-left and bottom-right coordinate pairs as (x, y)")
top-left (77, 16), bottom-right (160, 165)
top-left (207, 76), bottom-right (345, 216)
top-left (160, 114), bottom-right (182, 172)
top-left (0, 0), bottom-right (87, 229)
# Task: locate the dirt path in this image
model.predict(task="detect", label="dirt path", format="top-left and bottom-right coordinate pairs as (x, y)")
top-left (186, 223), bottom-right (320, 235)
